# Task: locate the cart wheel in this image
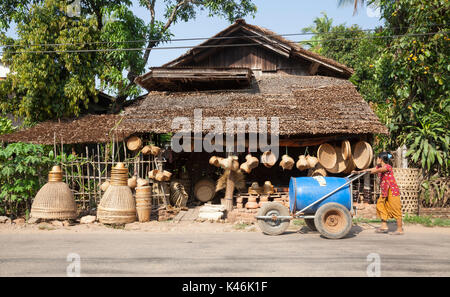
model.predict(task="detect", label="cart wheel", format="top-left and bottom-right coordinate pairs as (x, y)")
top-left (304, 218), bottom-right (317, 231)
top-left (314, 203), bottom-right (352, 239)
top-left (256, 202), bottom-right (290, 236)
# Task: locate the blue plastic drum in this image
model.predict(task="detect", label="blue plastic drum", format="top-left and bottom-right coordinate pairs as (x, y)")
top-left (288, 176), bottom-right (351, 214)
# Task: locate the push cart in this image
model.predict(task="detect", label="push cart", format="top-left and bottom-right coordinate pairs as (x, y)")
top-left (255, 172), bottom-right (368, 239)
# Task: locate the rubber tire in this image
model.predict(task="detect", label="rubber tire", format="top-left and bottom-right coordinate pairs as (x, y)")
top-left (314, 202), bottom-right (352, 239)
top-left (304, 218), bottom-right (317, 231)
top-left (256, 202), bottom-right (290, 236)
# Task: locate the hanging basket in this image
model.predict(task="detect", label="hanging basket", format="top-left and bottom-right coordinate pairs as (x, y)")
top-left (280, 155), bottom-right (295, 170)
top-left (296, 155), bottom-right (309, 171)
top-left (261, 151), bottom-right (277, 168)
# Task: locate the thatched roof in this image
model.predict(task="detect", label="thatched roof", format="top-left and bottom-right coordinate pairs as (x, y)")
top-left (120, 75), bottom-right (387, 136)
top-left (0, 75), bottom-right (387, 144)
top-left (162, 19), bottom-right (354, 78)
top-left (0, 114), bottom-right (127, 145)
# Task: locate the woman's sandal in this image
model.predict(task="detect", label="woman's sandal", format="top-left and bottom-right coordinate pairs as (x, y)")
top-left (375, 228), bottom-right (389, 233)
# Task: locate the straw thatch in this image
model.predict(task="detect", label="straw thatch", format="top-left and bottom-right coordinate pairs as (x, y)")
top-left (120, 75), bottom-right (388, 136)
top-left (0, 75), bottom-right (387, 144)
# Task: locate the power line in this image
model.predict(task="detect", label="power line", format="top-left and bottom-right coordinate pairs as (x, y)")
top-left (0, 23), bottom-right (447, 49)
top-left (0, 31), bottom-right (446, 56)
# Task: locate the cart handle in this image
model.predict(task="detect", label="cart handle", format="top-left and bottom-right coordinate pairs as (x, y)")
top-left (294, 171), bottom-right (368, 216)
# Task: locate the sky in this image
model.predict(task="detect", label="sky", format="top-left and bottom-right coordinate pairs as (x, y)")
top-left (4, 0), bottom-right (383, 69)
top-left (130, 0), bottom-right (384, 67)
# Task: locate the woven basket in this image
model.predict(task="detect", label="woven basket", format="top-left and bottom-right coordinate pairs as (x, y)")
top-left (307, 163), bottom-right (327, 177)
top-left (126, 136), bottom-right (142, 151)
top-left (393, 168), bottom-right (421, 215)
top-left (280, 155), bottom-right (295, 170)
top-left (306, 155), bottom-right (318, 169)
top-left (393, 168), bottom-right (421, 191)
top-left (141, 145), bottom-right (152, 155)
top-left (240, 162), bottom-right (251, 174)
top-left (135, 186), bottom-right (151, 222)
top-left (341, 140), bottom-right (351, 160)
top-left (30, 166), bottom-right (77, 220)
top-left (296, 155), bottom-right (309, 171)
top-left (97, 163), bottom-right (136, 224)
top-left (326, 146), bottom-right (350, 174)
top-left (353, 141), bottom-right (373, 169)
top-left (245, 154), bottom-right (259, 169)
top-left (317, 143), bottom-right (337, 170)
top-left (261, 151), bottom-right (277, 168)
top-left (194, 178), bottom-right (216, 202)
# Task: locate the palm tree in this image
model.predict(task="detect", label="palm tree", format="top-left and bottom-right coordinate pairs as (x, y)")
top-left (300, 12), bottom-right (333, 53)
top-left (338, 0), bottom-right (365, 15)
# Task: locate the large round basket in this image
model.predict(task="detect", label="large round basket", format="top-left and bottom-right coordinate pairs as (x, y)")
top-left (393, 168), bottom-right (421, 215)
top-left (353, 141), bottom-right (373, 169)
top-left (126, 136), bottom-right (142, 151)
top-left (317, 143), bottom-right (337, 170)
top-left (194, 178), bottom-right (216, 202)
top-left (341, 140), bottom-right (351, 161)
top-left (326, 146), bottom-right (350, 174)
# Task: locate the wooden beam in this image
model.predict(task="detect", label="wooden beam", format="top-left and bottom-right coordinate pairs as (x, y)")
top-left (308, 62), bottom-right (320, 75)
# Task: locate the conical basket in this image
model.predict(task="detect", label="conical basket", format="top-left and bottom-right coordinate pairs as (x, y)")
top-left (97, 163), bottom-right (136, 224)
top-left (353, 141), bottom-right (373, 169)
top-left (30, 166), bottom-right (77, 220)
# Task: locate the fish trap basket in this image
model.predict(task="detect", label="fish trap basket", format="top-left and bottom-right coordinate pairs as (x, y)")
top-left (97, 163), bottom-right (136, 224)
top-left (30, 166), bottom-right (77, 220)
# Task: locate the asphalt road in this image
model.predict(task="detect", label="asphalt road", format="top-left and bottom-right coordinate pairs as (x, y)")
top-left (1, 227), bottom-right (449, 277)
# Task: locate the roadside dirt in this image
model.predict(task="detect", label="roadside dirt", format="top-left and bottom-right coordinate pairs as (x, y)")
top-left (0, 220), bottom-right (449, 234)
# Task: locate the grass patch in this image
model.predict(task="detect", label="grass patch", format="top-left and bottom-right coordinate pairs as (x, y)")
top-left (353, 215), bottom-right (450, 227)
top-left (233, 223), bottom-right (251, 230)
top-left (104, 223), bottom-right (125, 229)
top-left (38, 224), bottom-right (56, 231)
top-left (292, 219), bottom-right (306, 226)
top-left (403, 214), bottom-right (450, 227)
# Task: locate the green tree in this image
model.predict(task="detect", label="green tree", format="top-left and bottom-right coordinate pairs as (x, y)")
top-left (300, 11), bottom-right (333, 54)
top-left (0, 0), bottom-right (257, 123)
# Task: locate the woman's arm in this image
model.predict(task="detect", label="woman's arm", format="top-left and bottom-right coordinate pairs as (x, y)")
top-left (353, 166), bottom-right (388, 174)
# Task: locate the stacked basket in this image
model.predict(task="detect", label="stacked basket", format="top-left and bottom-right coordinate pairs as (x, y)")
top-left (97, 163), bottom-right (136, 224)
top-left (135, 186), bottom-right (152, 222)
